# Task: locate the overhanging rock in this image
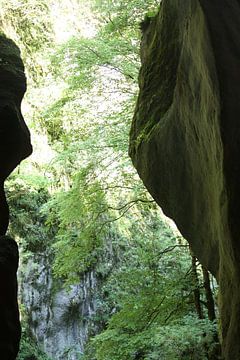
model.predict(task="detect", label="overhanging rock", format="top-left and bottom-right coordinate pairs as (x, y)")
top-left (129, 1), bottom-right (240, 358)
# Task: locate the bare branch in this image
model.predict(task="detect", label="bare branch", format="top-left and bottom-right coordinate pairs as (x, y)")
top-left (84, 45), bottom-right (135, 80)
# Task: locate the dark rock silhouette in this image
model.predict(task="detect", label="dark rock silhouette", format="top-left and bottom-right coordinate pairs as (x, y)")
top-left (0, 34), bottom-right (32, 359)
top-left (129, 1), bottom-right (240, 358)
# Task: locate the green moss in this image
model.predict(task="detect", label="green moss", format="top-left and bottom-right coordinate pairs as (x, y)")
top-left (129, 0), bottom-right (222, 277)
top-left (130, 2), bottom-right (182, 155)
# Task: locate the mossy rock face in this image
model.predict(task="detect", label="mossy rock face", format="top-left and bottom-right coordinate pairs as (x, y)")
top-left (130, 0), bottom-right (222, 281)
top-left (129, 0), bottom-right (240, 358)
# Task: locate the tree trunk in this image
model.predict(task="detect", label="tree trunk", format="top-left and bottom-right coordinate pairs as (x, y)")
top-left (202, 266), bottom-right (216, 321)
top-left (190, 248), bottom-right (204, 319)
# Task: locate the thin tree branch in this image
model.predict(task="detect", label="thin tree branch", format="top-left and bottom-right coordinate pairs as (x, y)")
top-left (84, 45), bottom-right (135, 80)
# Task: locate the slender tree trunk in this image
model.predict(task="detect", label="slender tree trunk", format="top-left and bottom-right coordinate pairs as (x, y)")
top-left (202, 266), bottom-right (216, 321)
top-left (189, 249), bottom-right (221, 358)
top-left (202, 267), bottom-right (221, 359)
top-left (190, 248), bottom-right (204, 319)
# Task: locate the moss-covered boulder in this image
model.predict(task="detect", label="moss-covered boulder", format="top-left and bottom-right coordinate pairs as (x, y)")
top-left (129, 1), bottom-right (240, 358)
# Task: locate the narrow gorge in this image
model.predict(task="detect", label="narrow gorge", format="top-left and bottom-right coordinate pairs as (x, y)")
top-left (2, 1), bottom-right (240, 359)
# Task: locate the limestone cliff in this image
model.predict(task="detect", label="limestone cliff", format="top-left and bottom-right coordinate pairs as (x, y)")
top-left (19, 252), bottom-right (98, 360)
top-left (0, 34), bottom-right (32, 359)
top-left (129, 1), bottom-right (240, 358)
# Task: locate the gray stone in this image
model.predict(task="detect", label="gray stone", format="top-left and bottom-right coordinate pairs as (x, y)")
top-left (20, 253), bottom-right (98, 360)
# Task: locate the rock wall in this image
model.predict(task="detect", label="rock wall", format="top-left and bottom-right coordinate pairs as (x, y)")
top-left (0, 34), bottom-right (32, 359)
top-left (129, 1), bottom-right (240, 358)
top-left (19, 253), bottom-right (98, 360)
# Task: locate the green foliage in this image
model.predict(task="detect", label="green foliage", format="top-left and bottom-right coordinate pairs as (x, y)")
top-left (51, 36), bottom-right (138, 87)
top-left (0, 0), bottom-right (53, 82)
top-left (17, 330), bottom-right (51, 360)
top-left (86, 316), bottom-right (217, 360)
top-left (44, 34), bottom-right (138, 143)
top-left (34, 0), bottom-right (160, 287)
top-left (42, 0), bottom-right (160, 143)
top-left (93, 0), bottom-right (159, 34)
top-left (82, 219), bottom-right (218, 360)
top-left (1, 0), bottom-right (52, 51)
top-left (43, 168), bottom-right (109, 283)
top-left (6, 173), bottom-right (54, 256)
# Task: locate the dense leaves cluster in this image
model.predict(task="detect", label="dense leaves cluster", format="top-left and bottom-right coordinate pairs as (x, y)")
top-left (0, 0), bottom-right (53, 81)
top-left (7, 174), bottom-right (52, 254)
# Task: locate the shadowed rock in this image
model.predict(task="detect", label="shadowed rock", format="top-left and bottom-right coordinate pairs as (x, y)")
top-left (129, 1), bottom-right (240, 358)
top-left (0, 34), bottom-right (32, 359)
top-left (0, 236), bottom-right (20, 359)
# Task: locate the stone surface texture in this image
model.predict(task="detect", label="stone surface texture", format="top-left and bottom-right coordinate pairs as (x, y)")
top-left (19, 253), bottom-right (98, 360)
top-left (129, 1), bottom-right (240, 358)
top-left (0, 34), bottom-right (32, 359)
